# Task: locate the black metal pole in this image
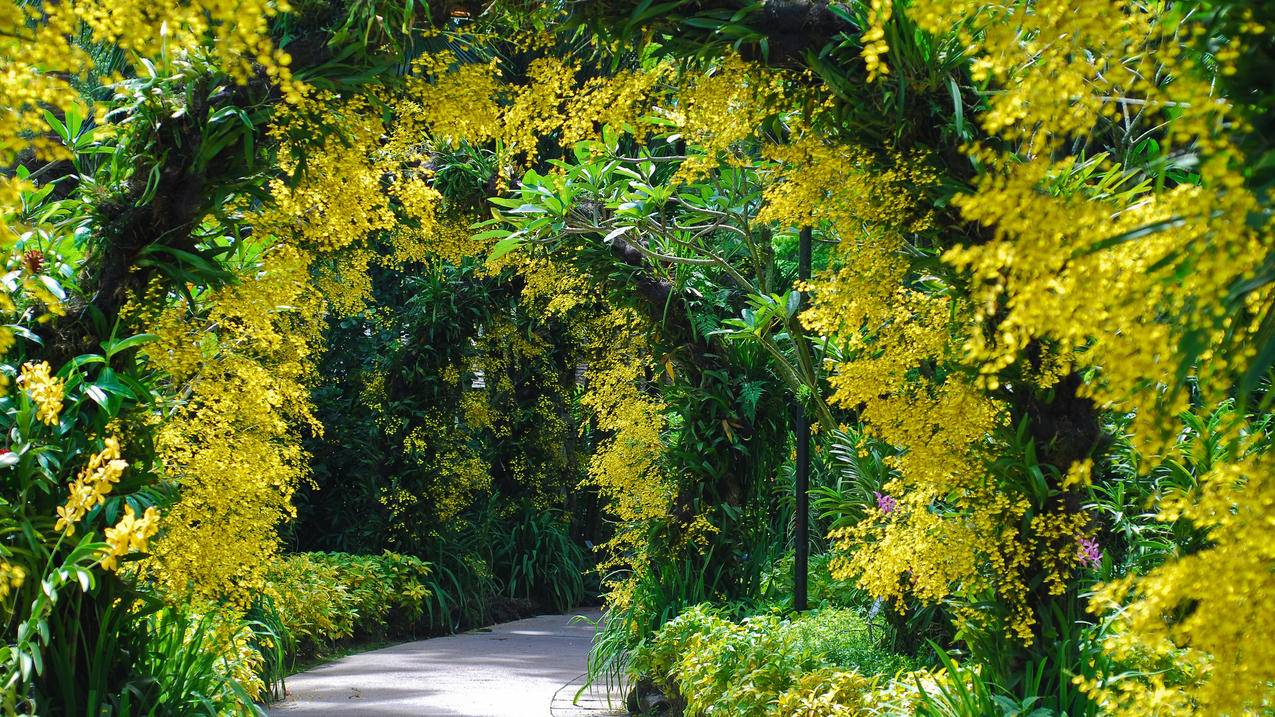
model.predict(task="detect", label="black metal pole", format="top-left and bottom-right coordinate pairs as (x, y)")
top-left (794, 227), bottom-right (812, 612)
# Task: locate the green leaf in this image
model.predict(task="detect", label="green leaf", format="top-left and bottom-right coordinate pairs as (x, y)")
top-left (948, 75), bottom-right (965, 138)
top-left (66, 354), bottom-right (106, 370)
top-left (488, 237), bottom-right (523, 262)
top-left (38, 275), bottom-right (66, 301)
top-left (94, 368), bottom-right (135, 398)
top-left (102, 333), bottom-right (160, 359)
top-left (83, 384), bottom-right (109, 408)
top-left (42, 110), bottom-right (69, 144)
top-left (117, 374), bottom-right (154, 404)
top-left (470, 229), bottom-right (511, 242)
top-left (603, 226), bottom-right (631, 243)
top-left (487, 196), bottom-right (524, 209)
top-left (7, 324), bottom-right (43, 346)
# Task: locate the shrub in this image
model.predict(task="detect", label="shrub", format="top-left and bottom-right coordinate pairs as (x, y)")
top-left (265, 551), bottom-right (432, 661)
top-left (775, 669), bottom-right (883, 717)
top-left (483, 503), bottom-right (588, 613)
top-left (634, 605), bottom-right (915, 717)
top-left (787, 608), bottom-right (913, 677)
top-left (760, 553), bottom-right (864, 611)
top-left (134, 608), bottom-right (265, 715)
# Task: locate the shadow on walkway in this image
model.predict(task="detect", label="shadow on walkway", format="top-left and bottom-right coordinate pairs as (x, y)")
top-left (269, 610), bottom-right (625, 717)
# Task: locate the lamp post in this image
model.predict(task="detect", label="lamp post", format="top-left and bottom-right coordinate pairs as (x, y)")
top-left (794, 226), bottom-right (811, 612)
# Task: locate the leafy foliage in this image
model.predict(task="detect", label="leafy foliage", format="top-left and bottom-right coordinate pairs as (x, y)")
top-left (265, 551), bottom-right (432, 662)
top-left (633, 604), bottom-right (918, 717)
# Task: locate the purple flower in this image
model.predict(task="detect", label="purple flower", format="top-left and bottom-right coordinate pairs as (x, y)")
top-left (874, 491), bottom-right (897, 514)
top-left (1077, 536), bottom-right (1102, 568)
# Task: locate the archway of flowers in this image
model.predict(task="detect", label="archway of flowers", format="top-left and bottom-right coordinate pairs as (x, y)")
top-left (1, 2), bottom-right (1273, 714)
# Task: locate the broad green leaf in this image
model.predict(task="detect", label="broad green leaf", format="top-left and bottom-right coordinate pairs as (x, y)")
top-left (488, 237), bottom-right (524, 262)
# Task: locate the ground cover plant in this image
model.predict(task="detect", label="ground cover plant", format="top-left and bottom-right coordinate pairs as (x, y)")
top-left (1, 0), bottom-right (1273, 715)
top-left (632, 605), bottom-right (918, 717)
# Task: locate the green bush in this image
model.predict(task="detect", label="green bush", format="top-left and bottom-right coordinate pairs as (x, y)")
top-left (760, 553), bottom-right (863, 611)
top-left (787, 608), bottom-right (914, 677)
top-left (132, 609), bottom-right (265, 716)
top-left (478, 502), bottom-right (589, 613)
top-left (265, 551), bottom-right (432, 662)
top-left (633, 605), bottom-right (914, 717)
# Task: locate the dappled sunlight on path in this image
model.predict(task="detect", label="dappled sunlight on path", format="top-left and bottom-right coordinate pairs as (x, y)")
top-left (269, 610), bottom-right (625, 716)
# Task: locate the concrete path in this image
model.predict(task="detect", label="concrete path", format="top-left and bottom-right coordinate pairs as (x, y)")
top-left (269, 610), bottom-right (627, 717)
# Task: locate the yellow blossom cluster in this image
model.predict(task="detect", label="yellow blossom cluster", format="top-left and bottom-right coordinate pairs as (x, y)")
top-left (1083, 444), bottom-right (1275, 715)
top-left (395, 48), bottom-right (667, 171)
top-left (746, 1), bottom-right (1275, 683)
top-left (666, 55), bottom-right (789, 178)
top-left (890, 1), bottom-right (1273, 709)
top-left (21, 277), bottom-right (67, 321)
top-left (54, 437), bottom-right (128, 535)
top-left (314, 249), bottom-right (377, 317)
top-left (1030, 510), bottom-right (1096, 597)
top-left (250, 47), bottom-right (689, 612)
top-left (258, 94), bottom-right (397, 256)
top-left (943, 155), bottom-right (1259, 439)
top-left (257, 86), bottom-right (468, 316)
top-left (0, 325), bottom-right (13, 362)
top-left (560, 66), bottom-right (671, 148)
top-left (18, 361), bottom-right (64, 426)
top-left (468, 316), bottom-right (577, 504)
top-left (500, 255), bottom-right (596, 319)
top-left (503, 56), bottom-right (582, 160)
top-left (382, 183), bottom-right (447, 267)
top-left (100, 505), bottom-right (160, 571)
top-left (203, 613), bottom-right (269, 701)
top-left (757, 136), bottom-right (938, 240)
top-left (245, 50), bottom-right (656, 563)
top-left (0, 561), bottom-right (25, 600)
top-left (400, 52), bottom-right (504, 146)
top-left (859, 0), bottom-right (893, 83)
top-left (906, 0), bottom-right (1267, 449)
top-left (793, 152), bottom-right (1084, 641)
top-left (807, 285), bottom-right (1021, 631)
top-left (578, 307), bottom-right (673, 596)
top-left (475, 250), bottom-right (662, 548)
top-left (141, 246), bottom-right (323, 604)
top-left (398, 416), bottom-right (491, 525)
top-left (406, 215), bottom-right (487, 268)
top-left (0, 5), bottom-right (79, 223)
top-left (67, 0), bottom-right (292, 86)
top-left (1, 0), bottom-right (294, 235)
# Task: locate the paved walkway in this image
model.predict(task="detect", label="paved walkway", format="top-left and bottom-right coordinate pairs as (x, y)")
top-left (269, 610), bottom-right (627, 717)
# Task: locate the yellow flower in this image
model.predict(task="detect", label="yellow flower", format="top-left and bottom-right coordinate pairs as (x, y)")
top-left (0, 561), bottom-right (25, 600)
top-left (54, 437), bottom-right (128, 535)
top-left (21, 276), bottom-right (65, 319)
top-left (18, 361), bottom-right (64, 426)
top-left (100, 505), bottom-right (159, 571)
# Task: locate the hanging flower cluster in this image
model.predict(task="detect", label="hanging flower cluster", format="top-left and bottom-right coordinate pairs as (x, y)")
top-left (0, 561), bottom-right (24, 600)
top-left (18, 361), bottom-right (64, 426)
top-left (54, 437), bottom-right (128, 535)
top-left (100, 506), bottom-right (160, 571)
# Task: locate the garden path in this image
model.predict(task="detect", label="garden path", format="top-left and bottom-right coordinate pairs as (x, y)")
top-left (268, 609), bottom-right (627, 717)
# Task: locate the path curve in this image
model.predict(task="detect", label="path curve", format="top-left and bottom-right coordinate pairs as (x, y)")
top-left (269, 610), bottom-right (626, 717)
